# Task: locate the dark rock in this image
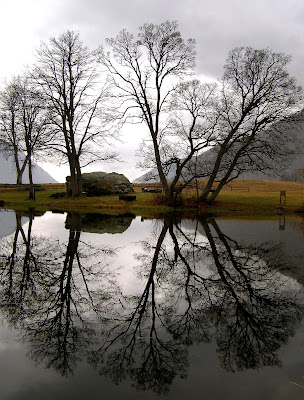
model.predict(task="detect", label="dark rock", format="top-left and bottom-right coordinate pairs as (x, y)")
top-left (142, 187), bottom-right (162, 193)
top-left (50, 192), bottom-right (67, 199)
top-left (66, 172), bottom-right (134, 197)
top-left (119, 194), bottom-right (136, 201)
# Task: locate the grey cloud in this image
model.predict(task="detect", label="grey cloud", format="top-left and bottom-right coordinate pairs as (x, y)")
top-left (39, 0), bottom-right (304, 83)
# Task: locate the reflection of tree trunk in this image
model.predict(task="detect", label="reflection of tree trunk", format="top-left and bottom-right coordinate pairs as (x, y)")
top-left (140, 215), bottom-right (169, 313)
top-left (59, 213), bottom-right (82, 302)
top-left (18, 209), bottom-right (35, 300)
top-left (198, 217), bottom-right (256, 320)
top-left (126, 215), bottom-right (170, 329)
top-left (31, 212), bottom-right (85, 376)
top-left (3, 209), bottom-right (36, 304)
top-left (207, 219), bottom-right (255, 294)
top-left (6, 213), bottom-right (23, 299)
top-left (200, 219), bottom-right (237, 292)
top-left (94, 215), bottom-right (170, 360)
top-left (24, 212), bottom-right (84, 376)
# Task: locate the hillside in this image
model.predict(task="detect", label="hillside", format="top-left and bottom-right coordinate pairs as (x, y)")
top-left (0, 143), bottom-right (57, 184)
top-left (133, 112), bottom-right (304, 184)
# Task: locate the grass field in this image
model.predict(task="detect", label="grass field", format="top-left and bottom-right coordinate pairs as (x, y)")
top-left (0, 180), bottom-right (304, 217)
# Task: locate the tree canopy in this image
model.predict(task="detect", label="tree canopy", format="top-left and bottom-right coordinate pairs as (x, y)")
top-left (32, 30), bottom-right (117, 197)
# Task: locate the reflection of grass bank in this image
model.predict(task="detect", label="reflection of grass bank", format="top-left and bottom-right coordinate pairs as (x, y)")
top-left (0, 180), bottom-right (304, 217)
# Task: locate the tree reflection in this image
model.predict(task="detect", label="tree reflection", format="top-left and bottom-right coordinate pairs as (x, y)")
top-left (0, 211), bottom-right (117, 376)
top-left (0, 212), bottom-right (303, 393)
top-left (0, 209), bottom-right (44, 316)
top-left (91, 214), bottom-right (304, 392)
top-left (189, 218), bottom-right (303, 372)
top-left (90, 216), bottom-right (188, 394)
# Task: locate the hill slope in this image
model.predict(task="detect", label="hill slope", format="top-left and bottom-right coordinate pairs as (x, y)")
top-left (133, 112), bottom-right (304, 184)
top-left (0, 145), bottom-right (57, 184)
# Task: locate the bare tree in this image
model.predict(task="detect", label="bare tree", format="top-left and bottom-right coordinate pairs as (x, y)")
top-left (0, 76), bottom-right (49, 195)
top-left (17, 76), bottom-right (50, 199)
top-left (33, 30), bottom-right (117, 197)
top-left (198, 47), bottom-right (303, 203)
top-left (100, 20), bottom-right (196, 206)
top-left (0, 78), bottom-right (28, 185)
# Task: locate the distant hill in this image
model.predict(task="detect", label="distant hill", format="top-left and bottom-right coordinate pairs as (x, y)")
top-left (0, 143), bottom-right (57, 184)
top-left (134, 157), bottom-right (304, 184)
top-left (133, 112), bottom-right (304, 184)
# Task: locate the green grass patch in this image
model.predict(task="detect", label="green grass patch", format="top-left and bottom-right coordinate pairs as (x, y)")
top-left (1, 180), bottom-right (304, 218)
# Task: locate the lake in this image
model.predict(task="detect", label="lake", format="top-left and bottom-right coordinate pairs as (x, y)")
top-left (1, 209), bottom-right (304, 399)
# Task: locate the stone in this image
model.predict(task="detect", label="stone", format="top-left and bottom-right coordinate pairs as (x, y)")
top-left (50, 192), bottom-right (67, 199)
top-left (119, 194), bottom-right (136, 201)
top-left (66, 172), bottom-right (134, 197)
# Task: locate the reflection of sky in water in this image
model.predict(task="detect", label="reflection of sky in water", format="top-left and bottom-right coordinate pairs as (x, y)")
top-left (32, 213), bottom-right (157, 295)
top-left (0, 209), bottom-right (28, 239)
top-left (1, 212), bottom-right (304, 399)
top-left (3, 211), bottom-right (304, 303)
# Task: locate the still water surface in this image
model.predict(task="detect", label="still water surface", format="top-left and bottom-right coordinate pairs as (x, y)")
top-left (1, 209), bottom-right (304, 399)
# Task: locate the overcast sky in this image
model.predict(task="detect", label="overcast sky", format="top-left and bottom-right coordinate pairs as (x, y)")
top-left (1, 0), bottom-right (304, 182)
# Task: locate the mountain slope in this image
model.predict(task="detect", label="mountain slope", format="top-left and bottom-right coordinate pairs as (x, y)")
top-left (133, 113), bottom-right (304, 184)
top-left (0, 144), bottom-right (57, 184)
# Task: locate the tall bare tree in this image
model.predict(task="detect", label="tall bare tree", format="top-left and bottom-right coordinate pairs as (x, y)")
top-left (101, 20), bottom-right (196, 206)
top-left (0, 78), bottom-right (28, 185)
top-left (199, 47), bottom-right (303, 203)
top-left (17, 76), bottom-right (50, 199)
top-left (33, 31), bottom-right (117, 197)
top-left (0, 76), bottom-right (49, 196)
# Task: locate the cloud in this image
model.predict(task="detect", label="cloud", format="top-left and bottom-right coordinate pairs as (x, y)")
top-left (2, 0), bottom-right (304, 81)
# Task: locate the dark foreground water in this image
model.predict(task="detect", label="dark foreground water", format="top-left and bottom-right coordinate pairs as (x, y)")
top-left (1, 209), bottom-right (304, 399)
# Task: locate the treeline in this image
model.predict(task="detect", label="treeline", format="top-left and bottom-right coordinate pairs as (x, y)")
top-left (0, 21), bottom-right (302, 205)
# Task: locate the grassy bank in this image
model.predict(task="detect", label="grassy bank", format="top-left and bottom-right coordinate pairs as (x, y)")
top-left (0, 180), bottom-right (304, 217)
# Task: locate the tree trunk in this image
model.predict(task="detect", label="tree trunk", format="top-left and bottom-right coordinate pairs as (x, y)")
top-left (151, 135), bottom-right (172, 205)
top-left (68, 155), bottom-right (83, 197)
top-left (15, 151), bottom-right (29, 186)
top-left (28, 157), bottom-right (35, 200)
top-left (14, 149), bottom-right (22, 185)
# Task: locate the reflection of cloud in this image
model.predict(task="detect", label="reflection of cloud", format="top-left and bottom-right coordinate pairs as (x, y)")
top-left (0, 325), bottom-right (20, 350)
top-left (1, 211), bottom-right (304, 395)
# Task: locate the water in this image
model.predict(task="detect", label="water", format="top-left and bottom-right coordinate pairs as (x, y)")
top-left (1, 209), bottom-right (304, 399)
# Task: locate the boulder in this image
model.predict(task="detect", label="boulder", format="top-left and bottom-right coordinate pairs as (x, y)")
top-left (66, 172), bottom-right (134, 196)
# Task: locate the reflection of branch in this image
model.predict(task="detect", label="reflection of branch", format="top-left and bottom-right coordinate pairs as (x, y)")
top-left (0, 212), bottom-right (116, 377)
top-left (167, 218), bottom-right (211, 345)
top-left (26, 213), bottom-right (110, 376)
top-left (198, 217), bottom-right (304, 371)
top-left (0, 210), bottom-right (42, 311)
top-left (90, 216), bottom-right (188, 394)
top-left (0, 212), bottom-right (304, 393)
top-left (90, 213), bottom-right (304, 391)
